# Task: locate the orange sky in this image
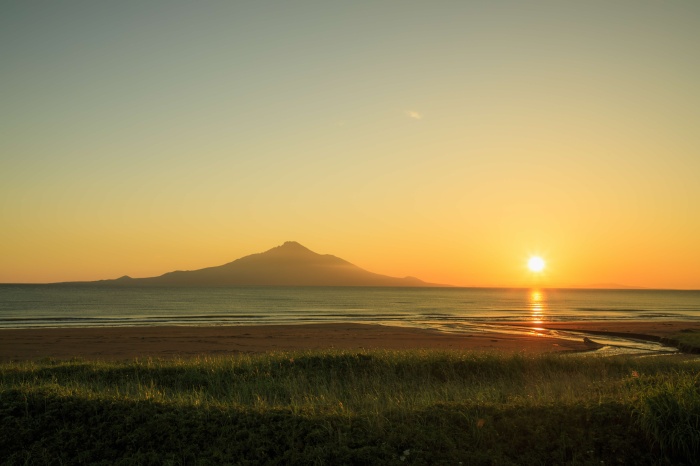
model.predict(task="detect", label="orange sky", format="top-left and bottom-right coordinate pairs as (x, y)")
top-left (2, 2), bottom-right (699, 289)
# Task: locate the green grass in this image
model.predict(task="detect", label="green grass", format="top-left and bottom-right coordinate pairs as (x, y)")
top-left (1, 351), bottom-right (699, 465)
top-left (671, 329), bottom-right (700, 353)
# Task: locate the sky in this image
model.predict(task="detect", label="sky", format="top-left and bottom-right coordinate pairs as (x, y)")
top-left (2, 1), bottom-right (699, 289)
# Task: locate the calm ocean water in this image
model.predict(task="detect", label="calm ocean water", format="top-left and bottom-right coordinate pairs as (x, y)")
top-left (1, 285), bottom-right (698, 330)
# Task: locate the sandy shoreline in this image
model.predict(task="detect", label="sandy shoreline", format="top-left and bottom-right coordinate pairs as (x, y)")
top-left (1, 321), bottom-right (698, 362)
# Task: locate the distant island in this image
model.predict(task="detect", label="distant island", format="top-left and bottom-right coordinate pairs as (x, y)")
top-left (63, 241), bottom-right (447, 287)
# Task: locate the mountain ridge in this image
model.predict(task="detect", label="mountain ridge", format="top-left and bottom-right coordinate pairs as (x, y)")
top-left (67, 241), bottom-right (447, 287)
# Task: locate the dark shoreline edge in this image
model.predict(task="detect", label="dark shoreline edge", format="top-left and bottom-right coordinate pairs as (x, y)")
top-left (528, 326), bottom-right (700, 354)
top-left (562, 328), bottom-right (699, 354)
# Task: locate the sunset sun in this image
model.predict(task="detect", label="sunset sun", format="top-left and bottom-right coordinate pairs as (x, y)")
top-left (528, 256), bottom-right (545, 273)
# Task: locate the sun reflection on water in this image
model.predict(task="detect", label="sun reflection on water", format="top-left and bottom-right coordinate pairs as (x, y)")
top-left (529, 289), bottom-right (547, 324)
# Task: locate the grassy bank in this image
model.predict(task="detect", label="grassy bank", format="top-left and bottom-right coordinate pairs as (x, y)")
top-left (1, 351), bottom-right (699, 465)
top-left (670, 329), bottom-right (700, 353)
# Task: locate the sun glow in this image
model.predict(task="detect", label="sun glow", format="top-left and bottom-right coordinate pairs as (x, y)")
top-left (528, 256), bottom-right (545, 273)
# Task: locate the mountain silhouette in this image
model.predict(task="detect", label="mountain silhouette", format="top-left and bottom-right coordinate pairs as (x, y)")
top-left (83, 242), bottom-right (445, 287)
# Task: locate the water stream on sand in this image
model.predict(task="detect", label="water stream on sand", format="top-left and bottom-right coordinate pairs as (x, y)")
top-left (417, 321), bottom-right (678, 355)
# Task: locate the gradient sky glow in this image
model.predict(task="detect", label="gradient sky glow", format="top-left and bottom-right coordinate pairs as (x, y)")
top-left (2, 1), bottom-right (699, 288)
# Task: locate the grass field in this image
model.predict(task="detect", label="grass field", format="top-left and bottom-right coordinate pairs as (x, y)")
top-left (1, 351), bottom-right (699, 465)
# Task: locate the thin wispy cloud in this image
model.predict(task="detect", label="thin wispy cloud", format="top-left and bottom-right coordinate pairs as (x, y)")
top-left (406, 110), bottom-right (422, 120)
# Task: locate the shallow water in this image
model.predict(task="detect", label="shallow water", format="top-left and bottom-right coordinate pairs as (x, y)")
top-left (1, 285), bottom-right (698, 354)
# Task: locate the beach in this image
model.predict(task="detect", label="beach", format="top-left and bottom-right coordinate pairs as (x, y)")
top-left (3, 322), bottom-right (700, 465)
top-left (0, 323), bottom-right (583, 361)
top-left (2, 321), bottom-right (698, 361)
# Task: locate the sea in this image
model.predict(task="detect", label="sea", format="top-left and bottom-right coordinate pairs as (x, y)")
top-left (1, 285), bottom-right (698, 329)
top-left (2, 285), bottom-right (699, 354)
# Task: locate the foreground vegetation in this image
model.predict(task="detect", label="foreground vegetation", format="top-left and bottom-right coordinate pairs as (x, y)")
top-left (1, 351), bottom-right (699, 465)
